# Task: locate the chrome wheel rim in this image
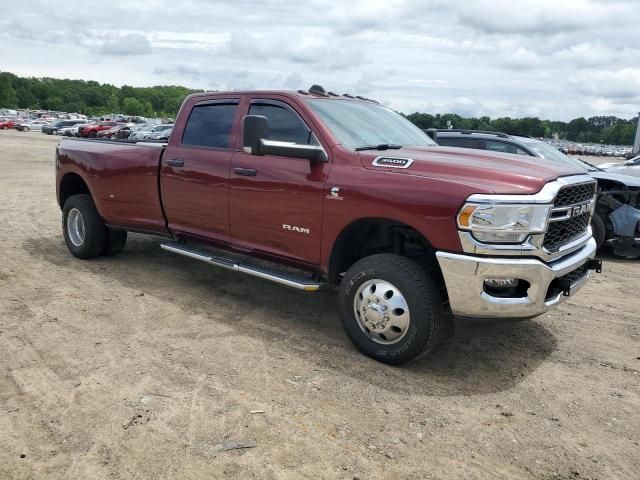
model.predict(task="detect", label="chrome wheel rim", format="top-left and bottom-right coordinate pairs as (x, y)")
top-left (67, 208), bottom-right (85, 247)
top-left (353, 279), bottom-right (410, 344)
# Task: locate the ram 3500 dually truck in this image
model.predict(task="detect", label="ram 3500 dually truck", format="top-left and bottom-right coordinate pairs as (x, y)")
top-left (56, 86), bottom-right (602, 364)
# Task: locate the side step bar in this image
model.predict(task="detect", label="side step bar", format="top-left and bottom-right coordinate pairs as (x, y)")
top-left (160, 242), bottom-right (323, 291)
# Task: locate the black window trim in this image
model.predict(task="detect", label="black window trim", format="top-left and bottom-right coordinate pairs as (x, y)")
top-left (180, 98), bottom-right (241, 150)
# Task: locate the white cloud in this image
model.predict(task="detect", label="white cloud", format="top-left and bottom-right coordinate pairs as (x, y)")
top-left (0, 0), bottom-right (639, 120)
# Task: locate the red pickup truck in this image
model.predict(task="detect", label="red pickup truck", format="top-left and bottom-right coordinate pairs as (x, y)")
top-left (78, 121), bottom-right (120, 138)
top-left (55, 86), bottom-right (601, 364)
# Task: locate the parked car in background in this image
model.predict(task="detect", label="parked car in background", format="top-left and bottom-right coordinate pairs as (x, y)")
top-left (145, 126), bottom-right (173, 140)
top-left (432, 129), bottom-right (640, 257)
top-left (15, 119), bottom-right (50, 131)
top-left (127, 123), bottom-right (160, 140)
top-left (78, 121), bottom-right (120, 138)
top-left (97, 124), bottom-right (133, 139)
top-left (0, 119), bottom-right (16, 130)
top-left (59, 124), bottom-right (84, 137)
top-left (142, 124), bottom-right (173, 140)
top-left (42, 119), bottom-right (87, 135)
top-left (123, 123), bottom-right (152, 139)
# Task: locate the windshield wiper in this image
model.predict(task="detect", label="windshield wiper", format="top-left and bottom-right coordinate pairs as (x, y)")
top-left (354, 144), bottom-right (402, 151)
top-left (576, 157), bottom-right (603, 171)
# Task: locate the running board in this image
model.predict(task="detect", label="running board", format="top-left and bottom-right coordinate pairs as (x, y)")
top-left (160, 242), bottom-right (323, 291)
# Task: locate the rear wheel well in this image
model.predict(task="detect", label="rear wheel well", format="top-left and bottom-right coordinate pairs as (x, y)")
top-left (328, 218), bottom-right (448, 301)
top-left (59, 173), bottom-right (90, 208)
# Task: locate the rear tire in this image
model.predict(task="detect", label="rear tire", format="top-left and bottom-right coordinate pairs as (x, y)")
top-left (102, 229), bottom-right (127, 256)
top-left (89, 131), bottom-right (97, 138)
top-left (592, 213), bottom-right (606, 249)
top-left (22, 126), bottom-right (30, 132)
top-left (338, 253), bottom-right (443, 365)
top-left (62, 194), bottom-right (107, 259)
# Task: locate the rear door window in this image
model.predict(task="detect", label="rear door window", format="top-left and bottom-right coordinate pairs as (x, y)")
top-left (182, 102), bottom-right (238, 148)
top-left (437, 137), bottom-right (482, 149)
top-left (485, 140), bottom-right (529, 155)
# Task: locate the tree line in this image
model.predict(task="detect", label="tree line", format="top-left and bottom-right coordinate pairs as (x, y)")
top-left (0, 71), bottom-right (637, 144)
top-left (406, 112), bottom-right (638, 145)
top-left (0, 71), bottom-right (201, 118)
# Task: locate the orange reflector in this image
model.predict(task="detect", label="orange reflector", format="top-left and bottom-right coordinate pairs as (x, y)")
top-left (458, 205), bottom-right (477, 227)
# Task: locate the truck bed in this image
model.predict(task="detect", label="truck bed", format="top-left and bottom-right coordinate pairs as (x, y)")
top-left (57, 137), bottom-right (169, 234)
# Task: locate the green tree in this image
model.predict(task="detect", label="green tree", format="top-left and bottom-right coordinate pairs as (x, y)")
top-left (0, 73), bottom-right (18, 107)
top-left (122, 97), bottom-right (145, 116)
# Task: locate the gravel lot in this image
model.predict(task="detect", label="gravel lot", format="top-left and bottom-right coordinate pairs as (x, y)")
top-left (0, 130), bottom-right (638, 480)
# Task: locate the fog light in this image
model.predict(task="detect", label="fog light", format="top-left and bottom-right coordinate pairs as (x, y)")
top-left (484, 278), bottom-right (519, 289)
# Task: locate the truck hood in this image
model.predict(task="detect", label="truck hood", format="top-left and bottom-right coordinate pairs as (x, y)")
top-left (359, 146), bottom-right (584, 195)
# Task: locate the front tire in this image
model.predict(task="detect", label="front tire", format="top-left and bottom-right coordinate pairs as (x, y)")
top-left (22, 126), bottom-right (30, 132)
top-left (592, 213), bottom-right (606, 249)
top-left (62, 195), bottom-right (107, 259)
top-left (338, 254), bottom-right (443, 364)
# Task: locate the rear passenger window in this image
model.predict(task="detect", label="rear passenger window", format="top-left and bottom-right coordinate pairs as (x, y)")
top-left (182, 103), bottom-right (238, 148)
top-left (249, 103), bottom-right (311, 144)
top-left (485, 140), bottom-right (528, 155)
top-left (437, 137), bottom-right (481, 149)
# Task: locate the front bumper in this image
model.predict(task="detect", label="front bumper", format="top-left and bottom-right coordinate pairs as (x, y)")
top-left (436, 237), bottom-right (597, 319)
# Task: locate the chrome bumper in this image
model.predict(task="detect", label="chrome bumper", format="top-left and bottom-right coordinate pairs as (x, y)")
top-left (436, 237), bottom-right (597, 319)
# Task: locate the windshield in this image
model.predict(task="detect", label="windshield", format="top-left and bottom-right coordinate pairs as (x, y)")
top-left (517, 137), bottom-right (599, 172)
top-left (306, 99), bottom-right (436, 150)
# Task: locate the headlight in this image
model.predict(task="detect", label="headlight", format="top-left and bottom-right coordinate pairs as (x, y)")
top-left (457, 203), bottom-right (551, 244)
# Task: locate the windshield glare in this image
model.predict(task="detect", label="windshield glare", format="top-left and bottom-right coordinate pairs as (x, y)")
top-left (307, 99), bottom-right (436, 149)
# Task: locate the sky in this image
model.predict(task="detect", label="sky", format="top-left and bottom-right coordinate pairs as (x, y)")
top-left (1, 0), bottom-right (639, 120)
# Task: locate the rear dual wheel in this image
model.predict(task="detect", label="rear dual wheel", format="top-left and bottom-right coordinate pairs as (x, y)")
top-left (338, 254), bottom-right (444, 365)
top-left (62, 194), bottom-right (126, 259)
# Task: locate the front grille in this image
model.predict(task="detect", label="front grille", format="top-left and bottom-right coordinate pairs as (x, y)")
top-left (542, 182), bottom-right (596, 252)
top-left (554, 182), bottom-right (596, 207)
top-left (544, 212), bottom-right (590, 252)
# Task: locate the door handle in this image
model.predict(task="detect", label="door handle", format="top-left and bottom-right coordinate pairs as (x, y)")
top-left (166, 159), bottom-right (184, 167)
top-left (234, 167), bottom-right (257, 177)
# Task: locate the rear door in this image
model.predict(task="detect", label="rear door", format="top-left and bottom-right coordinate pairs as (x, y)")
top-left (160, 98), bottom-right (241, 244)
top-left (228, 97), bottom-right (329, 265)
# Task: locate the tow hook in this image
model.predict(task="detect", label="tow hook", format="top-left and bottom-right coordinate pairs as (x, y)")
top-left (586, 259), bottom-right (603, 273)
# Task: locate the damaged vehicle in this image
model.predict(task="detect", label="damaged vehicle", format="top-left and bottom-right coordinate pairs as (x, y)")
top-left (599, 154), bottom-right (640, 177)
top-left (432, 130), bottom-right (640, 257)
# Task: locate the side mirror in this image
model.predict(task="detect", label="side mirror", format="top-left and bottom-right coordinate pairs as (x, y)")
top-left (242, 115), bottom-right (269, 155)
top-left (242, 115), bottom-right (328, 162)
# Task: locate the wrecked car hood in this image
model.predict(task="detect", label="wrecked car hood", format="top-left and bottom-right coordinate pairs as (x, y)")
top-left (591, 171), bottom-right (640, 188)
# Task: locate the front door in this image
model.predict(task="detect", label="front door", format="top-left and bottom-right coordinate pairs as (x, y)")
top-left (160, 98), bottom-right (241, 243)
top-left (229, 98), bottom-right (330, 265)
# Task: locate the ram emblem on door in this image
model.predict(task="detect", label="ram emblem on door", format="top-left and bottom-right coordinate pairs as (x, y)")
top-left (283, 224), bottom-right (310, 234)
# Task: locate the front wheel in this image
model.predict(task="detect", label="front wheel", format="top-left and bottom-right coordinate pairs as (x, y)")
top-left (62, 194), bottom-right (107, 259)
top-left (22, 126), bottom-right (30, 132)
top-left (591, 213), bottom-right (606, 249)
top-left (338, 254), bottom-right (444, 364)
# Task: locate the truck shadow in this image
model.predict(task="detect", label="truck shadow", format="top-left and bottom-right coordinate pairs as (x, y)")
top-left (23, 233), bottom-right (557, 397)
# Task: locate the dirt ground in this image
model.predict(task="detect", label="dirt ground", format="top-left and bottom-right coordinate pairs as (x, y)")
top-left (0, 130), bottom-right (638, 480)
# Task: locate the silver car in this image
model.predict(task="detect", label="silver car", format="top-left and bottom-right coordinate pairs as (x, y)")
top-left (17, 119), bottom-right (50, 132)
